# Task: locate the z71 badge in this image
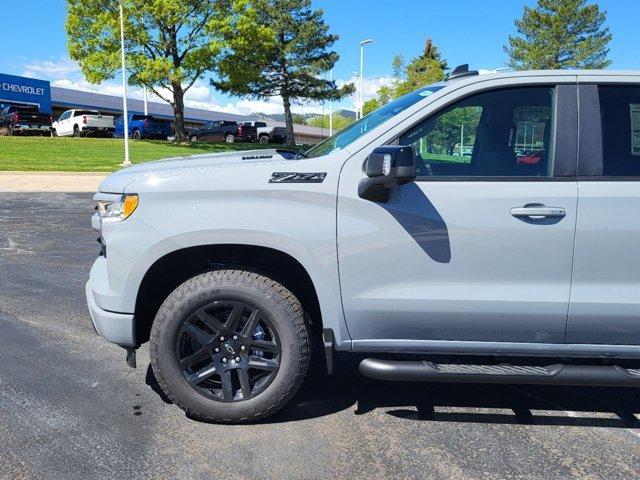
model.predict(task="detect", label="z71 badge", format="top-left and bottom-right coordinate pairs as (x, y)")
top-left (269, 172), bottom-right (327, 183)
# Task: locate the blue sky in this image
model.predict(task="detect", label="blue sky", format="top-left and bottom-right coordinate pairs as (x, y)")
top-left (2, 0), bottom-right (638, 115)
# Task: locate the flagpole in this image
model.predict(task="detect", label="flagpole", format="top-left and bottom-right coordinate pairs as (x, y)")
top-left (119, 2), bottom-right (131, 167)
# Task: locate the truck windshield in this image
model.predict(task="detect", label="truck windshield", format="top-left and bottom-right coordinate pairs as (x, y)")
top-left (305, 84), bottom-right (445, 158)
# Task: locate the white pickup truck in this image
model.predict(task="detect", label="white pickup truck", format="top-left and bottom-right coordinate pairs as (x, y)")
top-left (240, 121), bottom-right (286, 144)
top-left (52, 109), bottom-right (115, 137)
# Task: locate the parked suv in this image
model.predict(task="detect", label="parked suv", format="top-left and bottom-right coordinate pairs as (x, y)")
top-left (87, 67), bottom-right (640, 423)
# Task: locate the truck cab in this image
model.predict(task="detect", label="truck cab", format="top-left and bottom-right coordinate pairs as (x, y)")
top-left (86, 67), bottom-right (640, 423)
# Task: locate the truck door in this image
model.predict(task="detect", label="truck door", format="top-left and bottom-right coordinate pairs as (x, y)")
top-left (57, 111), bottom-right (72, 136)
top-left (566, 83), bottom-right (640, 345)
top-left (337, 85), bottom-right (579, 348)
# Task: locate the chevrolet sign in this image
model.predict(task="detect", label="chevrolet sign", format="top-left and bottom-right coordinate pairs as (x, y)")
top-left (0, 73), bottom-right (51, 113)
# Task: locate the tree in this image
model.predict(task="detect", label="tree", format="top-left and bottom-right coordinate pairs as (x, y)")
top-left (211, 0), bottom-right (354, 145)
top-left (364, 37), bottom-right (447, 115)
top-left (292, 114), bottom-right (308, 125)
top-left (505, 0), bottom-right (612, 70)
top-left (307, 113), bottom-right (354, 132)
top-left (66, 0), bottom-right (226, 140)
top-left (417, 37), bottom-right (448, 72)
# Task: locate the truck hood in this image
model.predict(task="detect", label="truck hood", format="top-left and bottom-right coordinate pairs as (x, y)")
top-left (98, 148), bottom-right (297, 193)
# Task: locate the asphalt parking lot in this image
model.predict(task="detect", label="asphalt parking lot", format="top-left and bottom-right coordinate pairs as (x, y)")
top-left (1, 192), bottom-right (640, 479)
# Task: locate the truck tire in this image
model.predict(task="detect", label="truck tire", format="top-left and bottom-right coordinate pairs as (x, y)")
top-left (149, 269), bottom-right (311, 423)
top-left (132, 129), bottom-right (141, 140)
top-left (225, 133), bottom-right (235, 143)
top-left (259, 134), bottom-right (270, 144)
top-left (73, 125), bottom-right (81, 137)
top-left (51, 129), bottom-right (58, 137)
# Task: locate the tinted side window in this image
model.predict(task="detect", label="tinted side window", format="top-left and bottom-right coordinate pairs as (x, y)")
top-left (599, 86), bottom-right (640, 176)
top-left (400, 87), bottom-right (555, 177)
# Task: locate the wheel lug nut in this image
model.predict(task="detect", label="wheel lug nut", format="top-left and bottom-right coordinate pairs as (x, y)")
top-left (220, 336), bottom-right (225, 341)
top-left (222, 357), bottom-right (227, 363)
top-left (214, 347), bottom-right (220, 353)
top-left (235, 357), bottom-right (241, 363)
top-left (233, 335), bottom-right (238, 340)
top-left (240, 345), bottom-right (246, 351)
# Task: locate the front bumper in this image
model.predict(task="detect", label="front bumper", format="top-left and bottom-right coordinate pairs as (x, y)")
top-left (85, 277), bottom-right (135, 347)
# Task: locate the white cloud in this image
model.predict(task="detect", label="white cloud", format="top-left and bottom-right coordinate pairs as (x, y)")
top-left (337, 75), bottom-right (394, 104)
top-left (23, 57), bottom-right (81, 80)
top-left (19, 54), bottom-right (372, 116)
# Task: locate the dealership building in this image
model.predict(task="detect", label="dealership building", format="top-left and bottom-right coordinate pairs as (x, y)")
top-left (0, 72), bottom-right (329, 144)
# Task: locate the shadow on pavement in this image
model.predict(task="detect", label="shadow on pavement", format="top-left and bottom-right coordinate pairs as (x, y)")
top-left (145, 353), bottom-right (640, 428)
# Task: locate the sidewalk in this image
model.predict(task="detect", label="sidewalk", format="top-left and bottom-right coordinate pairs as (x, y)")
top-left (0, 171), bottom-right (107, 192)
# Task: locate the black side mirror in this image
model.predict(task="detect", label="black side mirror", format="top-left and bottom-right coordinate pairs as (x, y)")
top-left (358, 145), bottom-right (417, 202)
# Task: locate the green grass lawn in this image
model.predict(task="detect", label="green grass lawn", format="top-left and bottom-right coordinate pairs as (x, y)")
top-left (0, 136), bottom-right (279, 172)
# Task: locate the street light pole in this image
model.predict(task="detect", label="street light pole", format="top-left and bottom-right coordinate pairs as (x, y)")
top-left (359, 39), bottom-right (373, 120)
top-left (352, 71), bottom-right (360, 119)
top-left (119, 2), bottom-right (131, 167)
top-left (329, 69), bottom-right (333, 136)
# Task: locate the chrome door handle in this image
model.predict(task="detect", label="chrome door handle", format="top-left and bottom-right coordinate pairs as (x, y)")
top-left (510, 206), bottom-right (566, 218)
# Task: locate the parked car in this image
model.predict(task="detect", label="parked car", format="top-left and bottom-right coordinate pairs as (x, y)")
top-left (0, 104), bottom-right (51, 136)
top-left (517, 150), bottom-right (544, 164)
top-left (51, 109), bottom-right (115, 137)
top-left (239, 121), bottom-right (286, 144)
top-left (114, 114), bottom-right (172, 140)
top-left (190, 120), bottom-right (257, 143)
top-left (87, 66), bottom-right (640, 424)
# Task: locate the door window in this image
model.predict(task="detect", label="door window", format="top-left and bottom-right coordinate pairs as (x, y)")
top-left (598, 86), bottom-right (640, 176)
top-left (399, 87), bottom-right (555, 177)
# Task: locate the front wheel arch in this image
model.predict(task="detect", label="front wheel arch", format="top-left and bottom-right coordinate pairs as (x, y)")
top-left (134, 244), bottom-right (323, 344)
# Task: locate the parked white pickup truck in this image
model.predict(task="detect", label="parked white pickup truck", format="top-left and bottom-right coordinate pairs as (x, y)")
top-left (52, 109), bottom-right (115, 137)
top-left (240, 121), bottom-right (287, 144)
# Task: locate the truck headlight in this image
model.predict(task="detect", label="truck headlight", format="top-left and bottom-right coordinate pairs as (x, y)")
top-left (97, 194), bottom-right (139, 221)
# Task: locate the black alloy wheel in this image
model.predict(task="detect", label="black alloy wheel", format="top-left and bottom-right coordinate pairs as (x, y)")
top-left (176, 301), bottom-right (281, 402)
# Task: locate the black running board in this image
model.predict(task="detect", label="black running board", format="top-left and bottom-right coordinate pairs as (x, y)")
top-left (359, 359), bottom-right (640, 387)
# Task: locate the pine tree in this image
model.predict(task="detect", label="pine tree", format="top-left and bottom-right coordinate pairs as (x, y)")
top-left (418, 38), bottom-right (448, 71)
top-left (212, 0), bottom-right (354, 145)
top-left (505, 0), bottom-right (612, 70)
top-left (363, 37), bottom-right (447, 115)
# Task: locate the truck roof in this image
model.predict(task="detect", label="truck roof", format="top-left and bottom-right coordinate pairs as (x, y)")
top-left (439, 69), bottom-right (640, 90)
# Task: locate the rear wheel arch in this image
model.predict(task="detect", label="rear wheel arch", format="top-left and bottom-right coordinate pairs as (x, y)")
top-left (134, 244), bottom-right (323, 344)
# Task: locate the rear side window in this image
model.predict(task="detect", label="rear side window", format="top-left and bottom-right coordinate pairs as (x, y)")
top-left (399, 87), bottom-right (555, 178)
top-left (598, 86), bottom-right (640, 176)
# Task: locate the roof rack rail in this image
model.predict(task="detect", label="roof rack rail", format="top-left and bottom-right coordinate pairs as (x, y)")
top-left (446, 64), bottom-right (479, 81)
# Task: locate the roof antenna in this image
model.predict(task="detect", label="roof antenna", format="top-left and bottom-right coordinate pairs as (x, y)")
top-left (446, 64), bottom-right (479, 81)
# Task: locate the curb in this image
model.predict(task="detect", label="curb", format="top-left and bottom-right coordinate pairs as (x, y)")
top-left (0, 171), bottom-right (109, 177)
